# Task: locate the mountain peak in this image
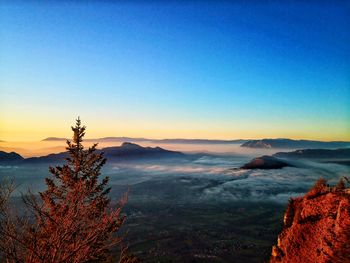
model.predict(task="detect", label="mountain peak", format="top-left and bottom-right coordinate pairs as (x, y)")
top-left (120, 142), bottom-right (143, 148)
top-left (42, 137), bottom-right (67, 141)
top-left (0, 151), bottom-right (24, 163)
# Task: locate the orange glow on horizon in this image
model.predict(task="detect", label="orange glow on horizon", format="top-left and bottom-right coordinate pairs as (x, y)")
top-left (1, 115), bottom-right (349, 142)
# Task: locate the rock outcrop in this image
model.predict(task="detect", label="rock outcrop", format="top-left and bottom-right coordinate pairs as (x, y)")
top-left (271, 179), bottom-right (350, 263)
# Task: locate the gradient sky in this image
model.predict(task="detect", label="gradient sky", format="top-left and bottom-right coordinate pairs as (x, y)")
top-left (0, 1), bottom-right (349, 141)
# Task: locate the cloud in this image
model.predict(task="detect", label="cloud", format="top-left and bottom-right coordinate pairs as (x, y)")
top-left (196, 162), bottom-right (349, 203)
top-left (5, 153), bottom-right (349, 203)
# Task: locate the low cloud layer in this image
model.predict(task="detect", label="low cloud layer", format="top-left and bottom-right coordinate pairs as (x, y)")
top-left (102, 154), bottom-right (350, 204)
top-left (2, 153), bottom-right (349, 203)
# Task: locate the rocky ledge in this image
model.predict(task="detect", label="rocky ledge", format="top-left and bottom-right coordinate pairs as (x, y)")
top-left (271, 178), bottom-right (350, 263)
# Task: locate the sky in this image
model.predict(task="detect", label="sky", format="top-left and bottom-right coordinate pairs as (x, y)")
top-left (0, 1), bottom-right (349, 141)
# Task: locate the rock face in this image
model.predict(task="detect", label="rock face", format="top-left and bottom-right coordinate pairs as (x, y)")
top-left (241, 156), bottom-right (292, 169)
top-left (271, 184), bottom-right (350, 263)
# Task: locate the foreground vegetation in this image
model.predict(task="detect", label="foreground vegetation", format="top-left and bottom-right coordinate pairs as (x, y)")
top-left (0, 119), bottom-right (136, 262)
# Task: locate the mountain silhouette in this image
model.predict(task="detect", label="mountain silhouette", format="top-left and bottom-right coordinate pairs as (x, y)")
top-left (241, 155), bottom-right (293, 169)
top-left (0, 151), bottom-right (24, 164)
top-left (0, 142), bottom-right (184, 165)
top-left (241, 139), bottom-right (350, 149)
top-left (42, 137), bottom-right (247, 144)
top-left (273, 148), bottom-right (350, 159)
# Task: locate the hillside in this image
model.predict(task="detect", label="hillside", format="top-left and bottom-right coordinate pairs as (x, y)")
top-left (271, 179), bottom-right (350, 263)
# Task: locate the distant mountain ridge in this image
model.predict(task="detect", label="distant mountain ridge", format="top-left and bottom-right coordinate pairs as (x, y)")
top-left (274, 148), bottom-right (350, 159)
top-left (241, 139), bottom-right (350, 149)
top-left (43, 137), bottom-right (350, 148)
top-left (42, 137), bottom-right (149, 142)
top-left (0, 151), bottom-right (24, 164)
top-left (42, 137), bottom-right (247, 144)
top-left (0, 142), bottom-right (184, 165)
top-left (42, 137), bottom-right (68, 141)
top-left (101, 142), bottom-right (184, 158)
top-left (241, 148), bottom-right (350, 169)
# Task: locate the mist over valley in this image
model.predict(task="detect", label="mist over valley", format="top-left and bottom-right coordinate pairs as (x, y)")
top-left (1, 139), bottom-right (349, 262)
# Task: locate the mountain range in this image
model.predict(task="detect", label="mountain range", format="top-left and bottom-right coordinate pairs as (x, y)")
top-left (241, 139), bottom-right (350, 149)
top-left (42, 137), bottom-right (350, 149)
top-left (241, 148), bottom-right (350, 169)
top-left (0, 142), bottom-right (184, 165)
top-left (42, 137), bottom-right (247, 144)
top-left (274, 148), bottom-right (350, 159)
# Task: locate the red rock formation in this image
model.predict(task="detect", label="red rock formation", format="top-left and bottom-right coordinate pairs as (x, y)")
top-left (271, 179), bottom-right (350, 263)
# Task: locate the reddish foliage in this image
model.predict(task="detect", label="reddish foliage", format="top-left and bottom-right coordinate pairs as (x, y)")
top-left (0, 119), bottom-right (135, 263)
top-left (271, 179), bottom-right (350, 263)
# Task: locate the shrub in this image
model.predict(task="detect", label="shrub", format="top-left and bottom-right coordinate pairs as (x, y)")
top-left (336, 178), bottom-right (346, 191)
top-left (306, 177), bottom-right (327, 199)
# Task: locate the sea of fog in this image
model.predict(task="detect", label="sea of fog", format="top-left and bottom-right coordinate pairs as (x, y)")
top-left (2, 141), bottom-right (349, 262)
top-left (1, 142), bottom-right (349, 204)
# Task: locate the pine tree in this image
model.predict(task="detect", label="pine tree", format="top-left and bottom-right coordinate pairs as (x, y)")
top-left (0, 118), bottom-right (131, 263)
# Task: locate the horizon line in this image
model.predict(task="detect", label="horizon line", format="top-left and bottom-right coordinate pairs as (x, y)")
top-left (1, 136), bottom-right (350, 143)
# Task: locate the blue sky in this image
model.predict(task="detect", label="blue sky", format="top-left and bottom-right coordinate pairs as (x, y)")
top-left (0, 1), bottom-right (349, 140)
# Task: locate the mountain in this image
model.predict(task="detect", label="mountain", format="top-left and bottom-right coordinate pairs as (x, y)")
top-left (42, 137), bottom-right (67, 141)
top-left (274, 148), bottom-right (350, 159)
top-left (42, 137), bottom-right (149, 142)
top-left (42, 137), bottom-right (247, 144)
top-left (24, 152), bottom-right (69, 164)
top-left (241, 139), bottom-right (350, 149)
top-left (240, 155), bottom-right (293, 169)
top-left (0, 151), bottom-right (24, 165)
top-left (101, 142), bottom-right (184, 158)
top-left (153, 139), bottom-right (247, 144)
top-left (271, 179), bottom-right (350, 262)
top-left (241, 148), bottom-right (350, 169)
top-left (4, 142), bottom-right (184, 165)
